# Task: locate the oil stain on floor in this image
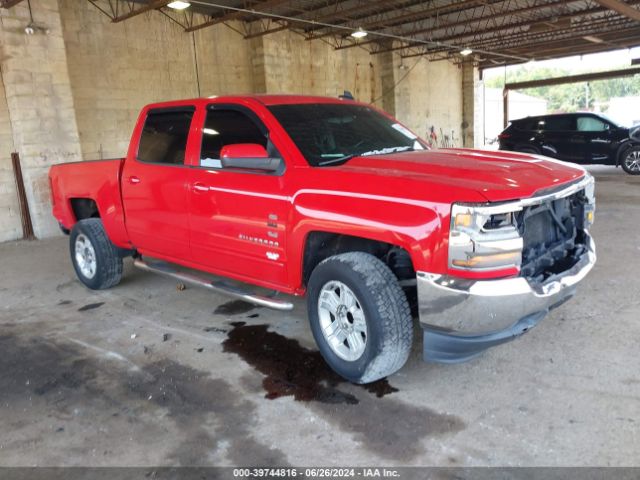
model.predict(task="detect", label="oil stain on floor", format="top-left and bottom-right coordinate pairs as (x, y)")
top-left (223, 322), bottom-right (396, 403)
top-left (0, 329), bottom-right (285, 466)
top-left (223, 322), bottom-right (466, 460)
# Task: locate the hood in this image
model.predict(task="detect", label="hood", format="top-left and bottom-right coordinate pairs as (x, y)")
top-left (331, 148), bottom-right (586, 203)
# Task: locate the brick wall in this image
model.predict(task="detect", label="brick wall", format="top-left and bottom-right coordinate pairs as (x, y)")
top-left (260, 29), bottom-right (382, 103)
top-left (0, 0), bottom-right (83, 240)
top-left (59, 0), bottom-right (256, 160)
top-left (0, 0), bottom-right (466, 242)
top-left (394, 56), bottom-right (464, 148)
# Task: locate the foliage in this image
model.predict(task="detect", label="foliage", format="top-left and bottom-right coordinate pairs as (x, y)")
top-left (485, 65), bottom-right (640, 112)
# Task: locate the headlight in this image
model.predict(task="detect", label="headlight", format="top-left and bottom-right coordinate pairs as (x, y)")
top-left (449, 203), bottom-right (523, 272)
top-left (582, 175), bottom-right (596, 229)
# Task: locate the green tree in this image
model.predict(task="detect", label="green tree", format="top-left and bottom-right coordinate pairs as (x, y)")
top-left (485, 65), bottom-right (640, 112)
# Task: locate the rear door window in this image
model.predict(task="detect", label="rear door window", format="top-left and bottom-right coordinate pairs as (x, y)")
top-left (541, 116), bottom-right (576, 132)
top-left (514, 118), bottom-right (540, 131)
top-left (137, 107), bottom-right (195, 165)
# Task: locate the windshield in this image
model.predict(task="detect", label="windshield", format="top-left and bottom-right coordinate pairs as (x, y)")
top-left (268, 103), bottom-right (426, 166)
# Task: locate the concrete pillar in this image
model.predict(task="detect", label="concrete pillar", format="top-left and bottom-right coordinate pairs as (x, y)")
top-left (0, 0), bottom-right (82, 239)
top-left (461, 59), bottom-right (483, 148)
top-left (248, 36), bottom-right (267, 94)
top-left (378, 48), bottom-right (396, 117)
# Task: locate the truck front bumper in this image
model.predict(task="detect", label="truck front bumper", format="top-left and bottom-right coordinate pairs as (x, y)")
top-left (417, 233), bottom-right (596, 363)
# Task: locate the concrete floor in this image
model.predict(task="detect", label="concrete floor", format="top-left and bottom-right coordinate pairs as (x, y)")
top-left (0, 165), bottom-right (639, 467)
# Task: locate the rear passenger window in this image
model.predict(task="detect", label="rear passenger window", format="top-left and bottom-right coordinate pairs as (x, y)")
top-left (200, 108), bottom-right (267, 168)
top-left (515, 119), bottom-right (539, 131)
top-left (138, 108), bottom-right (195, 165)
top-left (541, 116), bottom-right (575, 131)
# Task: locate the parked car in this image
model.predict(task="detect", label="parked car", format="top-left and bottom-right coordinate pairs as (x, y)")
top-left (499, 112), bottom-right (640, 175)
top-left (626, 125), bottom-right (640, 174)
top-left (49, 95), bottom-right (596, 383)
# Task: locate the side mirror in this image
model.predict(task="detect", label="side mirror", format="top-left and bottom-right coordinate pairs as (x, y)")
top-left (220, 143), bottom-right (282, 173)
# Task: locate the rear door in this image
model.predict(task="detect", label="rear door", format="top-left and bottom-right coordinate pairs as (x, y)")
top-left (539, 115), bottom-right (581, 161)
top-left (188, 104), bottom-right (290, 289)
top-left (121, 106), bottom-right (195, 259)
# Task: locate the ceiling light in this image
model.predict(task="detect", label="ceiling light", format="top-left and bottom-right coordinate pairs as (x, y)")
top-left (460, 48), bottom-right (473, 56)
top-left (351, 28), bottom-right (368, 39)
top-left (583, 35), bottom-right (604, 44)
top-left (167, 1), bottom-right (191, 10)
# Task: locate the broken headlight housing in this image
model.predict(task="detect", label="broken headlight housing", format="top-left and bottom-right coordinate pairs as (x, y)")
top-left (449, 203), bottom-right (523, 272)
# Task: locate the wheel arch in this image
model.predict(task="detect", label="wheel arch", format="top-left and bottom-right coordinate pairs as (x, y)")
top-left (70, 198), bottom-right (100, 221)
top-left (299, 231), bottom-right (416, 289)
top-left (615, 140), bottom-right (639, 167)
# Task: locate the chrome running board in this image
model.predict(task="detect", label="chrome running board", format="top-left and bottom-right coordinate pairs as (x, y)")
top-left (133, 258), bottom-right (294, 311)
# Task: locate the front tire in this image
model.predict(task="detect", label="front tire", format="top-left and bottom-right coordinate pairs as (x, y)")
top-left (621, 145), bottom-right (640, 175)
top-left (70, 218), bottom-right (123, 290)
top-left (307, 252), bottom-right (413, 384)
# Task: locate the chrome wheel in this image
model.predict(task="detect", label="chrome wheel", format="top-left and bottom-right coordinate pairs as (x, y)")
top-left (75, 233), bottom-right (97, 279)
top-left (624, 149), bottom-right (640, 173)
top-left (317, 281), bottom-right (367, 362)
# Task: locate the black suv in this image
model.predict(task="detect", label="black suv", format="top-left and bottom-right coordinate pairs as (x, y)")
top-left (499, 112), bottom-right (640, 175)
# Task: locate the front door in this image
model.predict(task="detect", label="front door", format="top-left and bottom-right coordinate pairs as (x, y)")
top-left (188, 105), bottom-right (289, 289)
top-left (121, 106), bottom-right (195, 259)
top-left (576, 115), bottom-right (614, 163)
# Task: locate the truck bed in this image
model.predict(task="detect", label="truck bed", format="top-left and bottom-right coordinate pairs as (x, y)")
top-left (49, 158), bottom-right (130, 248)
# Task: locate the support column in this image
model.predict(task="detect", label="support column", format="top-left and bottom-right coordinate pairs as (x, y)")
top-left (462, 59), bottom-right (483, 148)
top-left (378, 48), bottom-right (397, 117)
top-left (0, 0), bottom-right (83, 238)
top-left (248, 35), bottom-right (267, 94)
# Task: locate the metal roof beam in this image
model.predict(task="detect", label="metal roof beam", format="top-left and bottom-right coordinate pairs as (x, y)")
top-left (185, 0), bottom-right (290, 32)
top-left (594, 0), bottom-right (640, 21)
top-left (335, 0), bottom-right (572, 51)
top-left (401, 0), bottom-right (590, 44)
top-left (411, 17), bottom-right (636, 59)
top-left (309, 0), bottom-right (406, 26)
top-left (505, 66), bottom-right (640, 90)
top-left (461, 15), bottom-right (633, 50)
top-left (112, 0), bottom-right (170, 23)
top-left (0, 0), bottom-right (25, 7)
top-left (308, 0), bottom-right (486, 40)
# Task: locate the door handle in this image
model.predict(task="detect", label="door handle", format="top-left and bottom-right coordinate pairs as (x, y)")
top-left (128, 176), bottom-right (140, 184)
top-left (192, 182), bottom-right (209, 193)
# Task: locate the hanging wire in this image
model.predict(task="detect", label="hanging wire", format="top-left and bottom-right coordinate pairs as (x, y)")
top-left (188, 0), bottom-right (531, 62)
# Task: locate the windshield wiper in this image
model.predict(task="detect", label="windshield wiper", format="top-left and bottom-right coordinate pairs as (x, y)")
top-left (317, 154), bottom-right (356, 167)
top-left (316, 145), bottom-right (415, 167)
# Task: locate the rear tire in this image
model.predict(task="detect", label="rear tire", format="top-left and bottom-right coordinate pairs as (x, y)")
top-left (307, 252), bottom-right (413, 384)
top-left (621, 145), bottom-right (640, 175)
top-left (70, 218), bottom-right (123, 290)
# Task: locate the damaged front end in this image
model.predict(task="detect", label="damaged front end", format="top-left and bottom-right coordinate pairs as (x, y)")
top-left (417, 174), bottom-right (596, 363)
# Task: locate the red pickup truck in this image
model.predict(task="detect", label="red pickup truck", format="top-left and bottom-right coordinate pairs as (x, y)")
top-left (49, 95), bottom-right (596, 383)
